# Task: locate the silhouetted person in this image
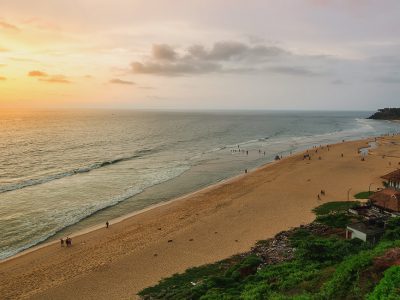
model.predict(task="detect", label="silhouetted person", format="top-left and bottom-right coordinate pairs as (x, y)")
top-left (106, 221), bottom-right (109, 228)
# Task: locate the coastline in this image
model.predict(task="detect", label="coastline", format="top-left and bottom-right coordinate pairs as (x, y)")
top-left (0, 146), bottom-right (281, 264)
top-left (0, 133), bottom-right (383, 263)
top-left (1, 135), bottom-right (400, 299)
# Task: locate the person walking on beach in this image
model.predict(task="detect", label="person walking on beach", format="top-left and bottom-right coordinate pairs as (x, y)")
top-left (106, 221), bottom-right (109, 228)
top-left (60, 238), bottom-right (64, 247)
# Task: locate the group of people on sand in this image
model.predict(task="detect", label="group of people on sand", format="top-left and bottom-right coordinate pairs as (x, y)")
top-left (60, 237), bottom-right (72, 247)
top-left (59, 221), bottom-right (110, 248)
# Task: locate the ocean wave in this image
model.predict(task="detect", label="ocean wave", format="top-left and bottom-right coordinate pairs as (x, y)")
top-left (0, 163), bottom-right (190, 260)
top-left (0, 151), bottom-right (154, 194)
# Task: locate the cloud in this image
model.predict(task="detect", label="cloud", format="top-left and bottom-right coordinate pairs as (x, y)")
top-left (109, 78), bottom-right (135, 85)
top-left (131, 41), bottom-right (288, 76)
top-left (190, 41), bottom-right (285, 61)
top-left (152, 44), bottom-right (177, 61)
top-left (0, 76), bottom-right (6, 81)
top-left (28, 70), bottom-right (71, 83)
top-left (131, 61), bottom-right (220, 76)
top-left (192, 42), bottom-right (248, 60)
top-left (28, 70), bottom-right (48, 77)
top-left (39, 75), bottom-right (71, 83)
top-left (0, 21), bottom-right (19, 31)
top-left (0, 47), bottom-right (9, 52)
top-left (267, 66), bottom-right (323, 77)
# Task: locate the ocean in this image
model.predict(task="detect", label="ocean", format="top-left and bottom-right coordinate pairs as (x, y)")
top-left (1, 109), bottom-right (400, 260)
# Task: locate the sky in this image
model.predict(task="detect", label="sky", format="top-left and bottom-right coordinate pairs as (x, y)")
top-left (0, 0), bottom-right (400, 110)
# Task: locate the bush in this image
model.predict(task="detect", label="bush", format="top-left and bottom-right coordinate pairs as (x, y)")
top-left (319, 240), bottom-right (400, 299)
top-left (315, 212), bottom-right (351, 228)
top-left (295, 236), bottom-right (366, 264)
top-left (368, 266), bottom-right (400, 300)
top-left (225, 255), bottom-right (262, 280)
top-left (383, 217), bottom-right (400, 241)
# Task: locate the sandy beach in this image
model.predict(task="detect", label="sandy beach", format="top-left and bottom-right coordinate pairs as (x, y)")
top-left (1, 136), bottom-right (400, 300)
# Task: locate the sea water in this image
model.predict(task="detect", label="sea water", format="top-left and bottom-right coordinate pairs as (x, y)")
top-left (1, 109), bottom-right (399, 259)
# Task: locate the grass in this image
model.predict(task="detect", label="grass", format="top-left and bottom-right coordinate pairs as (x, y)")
top-left (315, 213), bottom-right (352, 228)
top-left (312, 201), bottom-right (360, 216)
top-left (312, 201), bottom-right (360, 228)
top-left (354, 191), bottom-right (372, 199)
top-left (368, 266), bottom-right (400, 299)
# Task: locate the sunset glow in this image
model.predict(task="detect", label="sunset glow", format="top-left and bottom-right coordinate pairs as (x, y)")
top-left (1, 0), bottom-right (400, 109)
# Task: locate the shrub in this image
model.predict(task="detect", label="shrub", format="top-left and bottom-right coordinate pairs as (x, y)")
top-left (368, 266), bottom-right (400, 300)
top-left (295, 236), bottom-right (366, 264)
top-left (315, 212), bottom-right (351, 228)
top-left (383, 217), bottom-right (400, 241)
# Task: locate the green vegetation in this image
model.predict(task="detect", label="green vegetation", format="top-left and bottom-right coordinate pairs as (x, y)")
top-left (383, 217), bottom-right (400, 241)
top-left (368, 266), bottom-right (400, 299)
top-left (312, 201), bottom-right (360, 228)
top-left (312, 201), bottom-right (360, 215)
top-left (138, 206), bottom-right (400, 300)
top-left (354, 191), bottom-right (372, 199)
top-left (315, 213), bottom-right (351, 228)
top-left (368, 108), bottom-right (400, 120)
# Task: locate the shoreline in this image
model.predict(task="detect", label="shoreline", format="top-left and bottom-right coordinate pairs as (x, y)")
top-left (0, 134), bottom-right (381, 263)
top-left (1, 144), bottom-right (287, 263)
top-left (2, 135), bottom-right (400, 300)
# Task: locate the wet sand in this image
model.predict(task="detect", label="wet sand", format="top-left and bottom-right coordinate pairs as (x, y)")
top-left (1, 136), bottom-right (400, 299)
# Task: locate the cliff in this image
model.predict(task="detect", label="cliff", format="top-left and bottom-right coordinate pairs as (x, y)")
top-left (368, 108), bottom-right (400, 120)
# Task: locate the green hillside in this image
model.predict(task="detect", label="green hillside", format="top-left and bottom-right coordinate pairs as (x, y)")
top-left (138, 202), bottom-right (400, 300)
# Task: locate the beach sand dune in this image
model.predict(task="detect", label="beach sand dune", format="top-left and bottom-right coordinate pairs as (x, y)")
top-left (1, 136), bottom-right (400, 299)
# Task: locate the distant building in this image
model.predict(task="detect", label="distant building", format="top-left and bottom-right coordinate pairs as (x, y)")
top-left (381, 169), bottom-right (400, 190)
top-left (346, 221), bottom-right (385, 243)
top-left (369, 189), bottom-right (400, 215)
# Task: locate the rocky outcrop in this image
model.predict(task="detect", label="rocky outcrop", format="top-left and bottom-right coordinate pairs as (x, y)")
top-left (368, 108), bottom-right (400, 120)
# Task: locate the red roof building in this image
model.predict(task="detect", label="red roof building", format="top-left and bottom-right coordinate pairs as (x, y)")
top-left (369, 188), bottom-right (400, 213)
top-left (381, 169), bottom-right (400, 190)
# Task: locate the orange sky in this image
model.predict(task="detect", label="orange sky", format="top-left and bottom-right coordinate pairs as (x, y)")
top-left (1, 0), bottom-right (400, 110)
